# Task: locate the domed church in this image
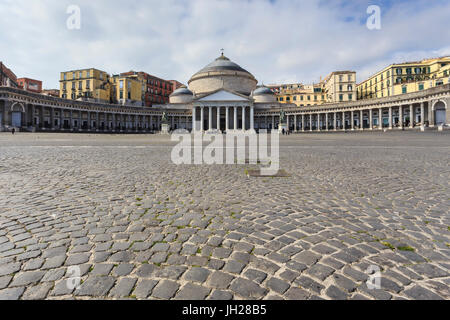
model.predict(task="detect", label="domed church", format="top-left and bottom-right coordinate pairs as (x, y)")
top-left (162, 52), bottom-right (284, 133)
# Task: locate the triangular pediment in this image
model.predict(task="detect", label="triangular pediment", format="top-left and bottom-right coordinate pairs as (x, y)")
top-left (196, 89), bottom-right (250, 102)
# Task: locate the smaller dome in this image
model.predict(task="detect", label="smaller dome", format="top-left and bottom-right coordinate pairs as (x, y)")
top-left (252, 86), bottom-right (274, 96)
top-left (170, 86), bottom-right (193, 97)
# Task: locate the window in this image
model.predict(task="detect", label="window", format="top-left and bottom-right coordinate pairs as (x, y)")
top-left (406, 68), bottom-right (412, 74)
top-left (86, 70), bottom-right (90, 77)
top-left (293, 96), bottom-right (297, 101)
top-left (321, 95), bottom-right (324, 100)
top-left (348, 85), bottom-right (352, 91)
top-left (396, 78), bottom-right (402, 84)
top-left (63, 83), bottom-right (66, 90)
top-left (100, 73), bottom-right (103, 80)
top-left (396, 68), bottom-right (402, 75)
top-left (79, 71), bottom-right (83, 78)
top-left (286, 97), bottom-right (290, 101)
top-left (444, 70), bottom-right (448, 76)
top-left (307, 96), bottom-right (311, 101)
top-left (73, 72), bottom-right (76, 79)
top-left (119, 91), bottom-right (123, 99)
top-left (128, 92), bottom-right (131, 99)
top-left (63, 73), bottom-right (67, 80)
top-left (119, 80), bottom-right (124, 89)
top-left (72, 82), bottom-right (75, 89)
top-left (339, 94), bottom-right (343, 101)
top-left (314, 95), bottom-right (317, 101)
top-left (339, 75), bottom-right (343, 82)
top-left (415, 67), bottom-right (421, 74)
top-left (348, 94), bottom-right (353, 100)
top-left (339, 85), bottom-right (343, 91)
top-left (279, 97), bottom-right (283, 101)
top-left (402, 86), bottom-right (407, 94)
top-left (79, 82), bottom-right (82, 90)
top-left (418, 83), bottom-right (424, 90)
top-left (86, 80), bottom-right (90, 89)
top-left (348, 75), bottom-right (352, 81)
top-left (300, 96), bottom-right (303, 100)
top-left (387, 71), bottom-right (390, 77)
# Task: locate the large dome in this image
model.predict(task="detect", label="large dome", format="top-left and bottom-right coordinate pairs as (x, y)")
top-left (188, 54), bottom-right (258, 96)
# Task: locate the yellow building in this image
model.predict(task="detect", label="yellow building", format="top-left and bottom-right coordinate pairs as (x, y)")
top-left (269, 83), bottom-right (327, 107)
top-left (357, 56), bottom-right (450, 100)
top-left (269, 71), bottom-right (356, 107)
top-left (110, 74), bottom-right (143, 107)
top-left (323, 71), bottom-right (357, 103)
top-left (60, 68), bottom-right (111, 103)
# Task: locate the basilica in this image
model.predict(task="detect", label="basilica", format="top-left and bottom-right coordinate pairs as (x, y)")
top-left (162, 52), bottom-right (284, 132)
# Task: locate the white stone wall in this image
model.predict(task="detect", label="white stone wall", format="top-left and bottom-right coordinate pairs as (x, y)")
top-left (169, 95), bottom-right (193, 104)
top-left (253, 94), bottom-right (276, 103)
top-left (189, 72), bottom-right (257, 96)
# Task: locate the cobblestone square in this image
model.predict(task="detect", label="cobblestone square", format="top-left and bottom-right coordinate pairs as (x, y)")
top-left (0, 131), bottom-right (449, 300)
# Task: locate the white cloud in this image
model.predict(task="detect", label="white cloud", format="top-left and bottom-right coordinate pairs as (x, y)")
top-left (0, 0), bottom-right (449, 89)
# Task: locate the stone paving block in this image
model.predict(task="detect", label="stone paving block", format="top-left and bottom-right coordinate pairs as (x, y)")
top-left (184, 267), bottom-right (211, 283)
top-left (229, 278), bottom-right (268, 299)
top-left (132, 279), bottom-right (158, 299)
top-left (151, 280), bottom-right (180, 299)
top-left (0, 287), bottom-right (25, 300)
top-left (174, 283), bottom-right (211, 300)
top-left (74, 276), bottom-right (116, 297)
top-left (109, 278), bottom-right (137, 298)
top-left (403, 285), bottom-right (444, 300)
top-left (207, 271), bottom-right (234, 289)
top-left (10, 271), bottom-right (45, 287)
top-left (266, 277), bottom-right (290, 294)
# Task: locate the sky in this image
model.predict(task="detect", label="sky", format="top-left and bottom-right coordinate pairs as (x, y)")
top-left (1, 0), bottom-right (450, 89)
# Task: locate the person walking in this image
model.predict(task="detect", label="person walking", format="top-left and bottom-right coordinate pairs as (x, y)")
top-left (11, 128), bottom-right (15, 135)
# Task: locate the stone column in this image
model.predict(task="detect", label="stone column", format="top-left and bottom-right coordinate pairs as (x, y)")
top-left (420, 102), bottom-right (425, 127)
top-left (333, 112), bottom-right (337, 131)
top-left (317, 114), bottom-right (321, 131)
top-left (342, 111), bottom-right (345, 130)
top-left (70, 110), bottom-right (73, 130)
top-left (294, 115), bottom-right (297, 132)
top-left (242, 106), bottom-right (246, 131)
top-left (217, 106), bottom-right (221, 131)
top-left (378, 108), bottom-right (382, 130)
top-left (325, 113), bottom-right (329, 131)
top-left (360, 110), bottom-right (363, 130)
top-left (60, 109), bottom-right (64, 129)
top-left (399, 106), bottom-right (403, 129)
top-left (309, 114), bottom-right (313, 131)
top-left (301, 114), bottom-right (305, 132)
top-left (200, 107), bottom-right (204, 131)
top-left (388, 106), bottom-right (393, 129)
top-left (250, 106), bottom-right (254, 131)
top-left (40, 106), bottom-right (45, 128)
top-left (192, 107), bottom-right (196, 131)
top-left (351, 111), bottom-right (354, 130)
top-left (78, 110), bottom-right (82, 130)
top-left (369, 109), bottom-right (373, 130)
top-left (409, 104), bottom-right (414, 128)
top-left (234, 106), bottom-right (238, 130)
top-left (50, 108), bottom-right (55, 130)
top-left (87, 112), bottom-right (91, 130)
top-left (271, 115), bottom-right (275, 130)
top-left (225, 107), bottom-right (229, 132)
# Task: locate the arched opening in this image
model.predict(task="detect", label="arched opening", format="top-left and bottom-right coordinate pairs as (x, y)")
top-left (434, 101), bottom-right (446, 125)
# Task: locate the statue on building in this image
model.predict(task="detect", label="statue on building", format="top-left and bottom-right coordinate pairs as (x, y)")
top-left (279, 109), bottom-right (286, 124)
top-left (161, 112), bottom-right (168, 124)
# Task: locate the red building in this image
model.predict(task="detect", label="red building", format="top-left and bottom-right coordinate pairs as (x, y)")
top-left (0, 62), bottom-right (18, 88)
top-left (17, 77), bottom-right (43, 93)
top-left (120, 71), bottom-right (179, 107)
top-left (169, 80), bottom-right (185, 91)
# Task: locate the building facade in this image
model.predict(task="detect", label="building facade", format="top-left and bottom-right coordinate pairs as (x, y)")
top-left (17, 78), bottom-right (42, 93)
top-left (357, 56), bottom-right (450, 100)
top-left (0, 62), bottom-right (18, 88)
top-left (1, 54), bottom-right (449, 133)
top-left (269, 71), bottom-right (356, 107)
top-left (59, 68), bottom-right (111, 103)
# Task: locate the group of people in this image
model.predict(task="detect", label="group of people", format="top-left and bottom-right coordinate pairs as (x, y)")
top-left (281, 128), bottom-right (291, 135)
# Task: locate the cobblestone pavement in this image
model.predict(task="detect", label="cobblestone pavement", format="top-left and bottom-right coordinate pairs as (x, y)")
top-left (0, 132), bottom-right (449, 300)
